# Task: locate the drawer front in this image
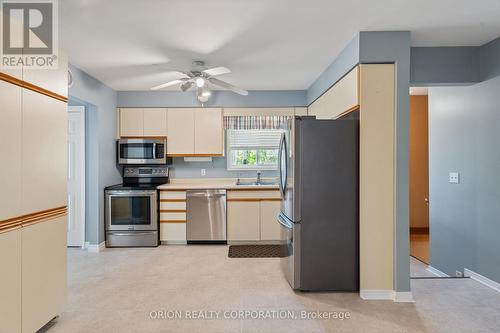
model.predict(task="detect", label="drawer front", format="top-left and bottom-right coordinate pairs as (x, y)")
top-left (159, 191), bottom-right (186, 200)
top-left (160, 223), bottom-right (186, 243)
top-left (159, 201), bottom-right (186, 210)
top-left (160, 212), bottom-right (186, 222)
top-left (227, 189), bottom-right (281, 200)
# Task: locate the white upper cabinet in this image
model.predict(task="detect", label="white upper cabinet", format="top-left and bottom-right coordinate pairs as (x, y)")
top-left (119, 108), bottom-right (144, 137)
top-left (167, 108), bottom-right (195, 155)
top-left (22, 90), bottom-right (67, 214)
top-left (0, 81), bottom-right (22, 220)
top-left (119, 107), bottom-right (223, 155)
top-left (119, 108), bottom-right (168, 137)
top-left (143, 108), bottom-right (168, 137)
top-left (308, 66), bottom-right (359, 119)
top-left (194, 108), bottom-right (223, 155)
top-left (166, 108), bottom-right (223, 156)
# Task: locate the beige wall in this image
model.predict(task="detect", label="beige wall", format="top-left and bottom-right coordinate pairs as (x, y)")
top-left (359, 64), bottom-right (395, 291)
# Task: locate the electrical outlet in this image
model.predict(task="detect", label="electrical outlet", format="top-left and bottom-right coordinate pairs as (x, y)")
top-left (456, 270), bottom-right (464, 278)
top-left (449, 172), bottom-right (460, 184)
top-left (201, 169), bottom-right (206, 176)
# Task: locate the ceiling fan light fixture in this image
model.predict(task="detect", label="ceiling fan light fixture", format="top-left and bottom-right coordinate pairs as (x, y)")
top-left (201, 85), bottom-right (211, 97)
top-left (197, 86), bottom-right (211, 103)
top-left (195, 77), bottom-right (205, 88)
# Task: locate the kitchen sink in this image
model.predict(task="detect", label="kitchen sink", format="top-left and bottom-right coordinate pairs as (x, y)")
top-left (235, 180), bottom-right (278, 186)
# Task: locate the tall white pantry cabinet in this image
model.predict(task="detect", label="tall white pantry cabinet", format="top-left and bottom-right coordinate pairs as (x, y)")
top-left (0, 54), bottom-right (68, 333)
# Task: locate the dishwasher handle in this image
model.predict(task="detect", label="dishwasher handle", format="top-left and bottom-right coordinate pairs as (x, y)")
top-left (187, 190), bottom-right (226, 198)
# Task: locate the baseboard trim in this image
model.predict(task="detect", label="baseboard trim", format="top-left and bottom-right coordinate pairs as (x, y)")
top-left (464, 268), bottom-right (500, 293)
top-left (85, 241), bottom-right (105, 253)
top-left (410, 227), bottom-right (429, 235)
top-left (360, 290), bottom-right (415, 302)
top-left (393, 292), bottom-right (415, 303)
top-left (426, 266), bottom-right (450, 277)
top-left (160, 240), bottom-right (187, 245)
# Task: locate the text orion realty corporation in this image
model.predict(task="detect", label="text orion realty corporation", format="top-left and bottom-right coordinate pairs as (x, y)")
top-left (1, 0), bottom-right (58, 69)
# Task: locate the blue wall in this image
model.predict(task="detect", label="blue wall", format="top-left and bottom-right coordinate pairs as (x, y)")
top-left (117, 90), bottom-right (306, 108)
top-left (410, 47), bottom-right (480, 85)
top-left (306, 34), bottom-right (359, 105)
top-left (480, 37), bottom-right (500, 81)
top-left (69, 64), bottom-right (121, 245)
top-left (428, 36), bottom-right (500, 283)
top-left (429, 75), bottom-right (500, 282)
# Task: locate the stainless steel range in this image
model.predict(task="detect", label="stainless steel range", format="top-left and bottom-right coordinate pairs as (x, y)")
top-left (105, 166), bottom-right (169, 247)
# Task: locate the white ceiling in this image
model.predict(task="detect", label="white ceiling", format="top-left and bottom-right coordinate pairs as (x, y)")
top-left (60, 0), bottom-right (500, 91)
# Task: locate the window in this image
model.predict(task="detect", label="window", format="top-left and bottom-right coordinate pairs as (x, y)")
top-left (226, 129), bottom-right (285, 170)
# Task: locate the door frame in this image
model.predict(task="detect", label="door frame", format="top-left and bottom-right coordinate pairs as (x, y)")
top-left (68, 106), bottom-right (86, 247)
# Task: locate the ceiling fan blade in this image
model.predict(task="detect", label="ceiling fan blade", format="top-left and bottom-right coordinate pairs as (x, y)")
top-left (181, 80), bottom-right (194, 92)
top-left (151, 79), bottom-right (187, 90)
top-left (167, 70), bottom-right (192, 78)
top-left (208, 77), bottom-right (248, 96)
top-left (202, 66), bottom-right (231, 76)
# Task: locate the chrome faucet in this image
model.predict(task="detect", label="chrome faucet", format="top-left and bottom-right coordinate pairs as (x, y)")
top-left (256, 170), bottom-right (262, 184)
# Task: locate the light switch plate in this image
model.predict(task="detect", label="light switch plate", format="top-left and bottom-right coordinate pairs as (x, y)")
top-left (449, 172), bottom-right (460, 184)
top-left (201, 169), bottom-right (206, 176)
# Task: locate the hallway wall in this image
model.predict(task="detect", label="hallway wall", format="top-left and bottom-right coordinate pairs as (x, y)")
top-left (428, 75), bottom-right (500, 282)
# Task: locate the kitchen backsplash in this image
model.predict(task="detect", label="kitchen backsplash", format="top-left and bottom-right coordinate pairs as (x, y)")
top-left (168, 157), bottom-right (278, 180)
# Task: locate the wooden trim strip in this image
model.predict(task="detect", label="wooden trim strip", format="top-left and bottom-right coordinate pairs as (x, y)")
top-left (160, 199), bottom-right (186, 202)
top-left (227, 188), bottom-right (279, 192)
top-left (0, 206), bottom-right (67, 233)
top-left (160, 220), bottom-right (187, 223)
top-left (0, 72), bottom-right (68, 102)
top-left (227, 198), bottom-right (281, 202)
top-left (120, 136), bottom-right (167, 139)
top-left (0, 216), bottom-right (23, 233)
top-left (160, 209), bottom-right (186, 213)
top-left (159, 189), bottom-right (187, 192)
top-left (334, 104), bottom-right (360, 119)
top-left (167, 154), bottom-right (224, 157)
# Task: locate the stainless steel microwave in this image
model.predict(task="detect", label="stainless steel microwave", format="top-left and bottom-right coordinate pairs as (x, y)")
top-left (117, 138), bottom-right (169, 165)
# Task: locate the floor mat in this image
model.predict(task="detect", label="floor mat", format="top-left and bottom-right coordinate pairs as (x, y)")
top-left (228, 244), bottom-right (287, 258)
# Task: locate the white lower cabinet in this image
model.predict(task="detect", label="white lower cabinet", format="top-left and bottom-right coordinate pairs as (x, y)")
top-left (0, 229), bottom-right (22, 333)
top-left (260, 201), bottom-right (281, 241)
top-left (227, 190), bottom-right (282, 243)
top-left (22, 217), bottom-right (67, 333)
top-left (228, 201), bottom-right (261, 241)
top-left (159, 190), bottom-right (187, 244)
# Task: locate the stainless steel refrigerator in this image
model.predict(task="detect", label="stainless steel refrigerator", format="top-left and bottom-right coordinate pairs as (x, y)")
top-left (277, 116), bottom-right (359, 291)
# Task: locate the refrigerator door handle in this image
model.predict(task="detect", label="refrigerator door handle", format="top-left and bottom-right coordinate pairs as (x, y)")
top-left (277, 212), bottom-right (293, 230)
top-left (278, 133), bottom-right (288, 198)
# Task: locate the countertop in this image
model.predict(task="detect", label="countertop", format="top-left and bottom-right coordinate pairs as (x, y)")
top-left (156, 178), bottom-right (279, 190)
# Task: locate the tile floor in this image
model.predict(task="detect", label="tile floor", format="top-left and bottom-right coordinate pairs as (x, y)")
top-left (42, 246), bottom-right (500, 333)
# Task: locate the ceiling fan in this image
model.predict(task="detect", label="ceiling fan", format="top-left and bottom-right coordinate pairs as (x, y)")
top-left (151, 61), bottom-right (248, 103)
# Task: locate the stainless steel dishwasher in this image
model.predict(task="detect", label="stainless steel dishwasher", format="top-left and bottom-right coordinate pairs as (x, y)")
top-left (186, 189), bottom-right (227, 244)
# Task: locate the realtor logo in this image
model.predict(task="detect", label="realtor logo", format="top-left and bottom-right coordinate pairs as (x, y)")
top-left (1, 0), bottom-right (58, 69)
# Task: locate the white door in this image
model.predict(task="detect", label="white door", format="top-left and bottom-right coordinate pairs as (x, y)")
top-left (67, 106), bottom-right (85, 247)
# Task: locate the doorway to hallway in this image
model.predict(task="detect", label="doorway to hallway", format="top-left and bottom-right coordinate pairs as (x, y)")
top-left (67, 106), bottom-right (86, 247)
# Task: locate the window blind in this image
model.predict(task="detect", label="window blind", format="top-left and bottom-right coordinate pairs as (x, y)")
top-left (227, 129), bottom-right (283, 149)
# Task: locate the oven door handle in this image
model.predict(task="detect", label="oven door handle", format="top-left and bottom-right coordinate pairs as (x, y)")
top-left (152, 143), bottom-right (157, 159)
top-left (108, 232), bottom-right (154, 236)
